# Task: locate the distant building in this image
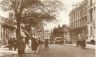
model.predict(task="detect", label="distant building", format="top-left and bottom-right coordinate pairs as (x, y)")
top-left (43, 30), bottom-right (51, 39)
top-left (33, 27), bottom-right (51, 40)
top-left (50, 25), bottom-right (70, 43)
top-left (62, 25), bottom-right (70, 42)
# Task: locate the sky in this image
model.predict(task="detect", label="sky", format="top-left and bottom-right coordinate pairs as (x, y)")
top-left (44, 0), bottom-right (83, 30)
top-left (0, 0), bottom-right (83, 30)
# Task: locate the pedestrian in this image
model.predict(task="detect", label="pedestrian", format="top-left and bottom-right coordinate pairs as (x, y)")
top-left (8, 38), bottom-right (12, 50)
top-left (31, 37), bottom-right (38, 54)
top-left (12, 38), bottom-right (15, 50)
top-left (76, 39), bottom-right (80, 47)
top-left (11, 38), bottom-right (15, 50)
top-left (80, 33), bottom-right (86, 49)
top-left (44, 39), bottom-right (49, 48)
top-left (37, 38), bottom-right (41, 46)
top-left (80, 38), bottom-right (86, 48)
top-left (17, 36), bottom-right (26, 57)
top-left (14, 38), bottom-right (17, 51)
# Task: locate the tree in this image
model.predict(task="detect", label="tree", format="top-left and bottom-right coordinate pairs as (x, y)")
top-left (18, 0), bottom-right (63, 35)
top-left (21, 12), bottom-right (56, 33)
top-left (0, 0), bottom-right (63, 40)
top-left (0, 0), bottom-right (40, 40)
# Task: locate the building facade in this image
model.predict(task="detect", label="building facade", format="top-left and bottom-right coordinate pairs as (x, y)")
top-left (61, 25), bottom-right (70, 42)
top-left (69, 0), bottom-right (96, 43)
top-left (87, 0), bottom-right (96, 41)
top-left (43, 30), bottom-right (51, 39)
top-left (69, 0), bottom-right (88, 42)
top-left (0, 12), bottom-right (16, 47)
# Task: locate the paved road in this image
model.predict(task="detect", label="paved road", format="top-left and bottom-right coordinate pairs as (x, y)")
top-left (26, 44), bottom-right (95, 57)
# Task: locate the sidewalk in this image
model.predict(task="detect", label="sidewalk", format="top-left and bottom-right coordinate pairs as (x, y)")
top-left (25, 45), bottom-right (41, 54)
top-left (86, 44), bottom-right (96, 49)
top-left (0, 48), bottom-right (17, 57)
top-left (64, 44), bottom-right (96, 49)
top-left (0, 45), bottom-right (41, 57)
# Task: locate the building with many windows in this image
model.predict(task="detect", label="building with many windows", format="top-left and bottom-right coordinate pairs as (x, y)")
top-left (87, 0), bottom-right (96, 41)
top-left (69, 0), bottom-right (88, 42)
top-left (69, 0), bottom-right (96, 43)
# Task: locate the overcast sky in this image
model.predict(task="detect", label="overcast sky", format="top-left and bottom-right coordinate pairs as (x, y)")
top-left (0, 0), bottom-right (83, 30)
top-left (44, 0), bottom-right (83, 30)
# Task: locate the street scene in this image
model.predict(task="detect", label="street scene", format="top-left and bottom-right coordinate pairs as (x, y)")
top-left (0, 0), bottom-right (96, 57)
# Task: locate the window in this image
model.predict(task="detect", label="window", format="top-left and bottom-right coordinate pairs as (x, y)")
top-left (90, 0), bottom-right (92, 6)
top-left (85, 7), bottom-right (87, 14)
top-left (90, 9), bottom-right (93, 22)
top-left (90, 26), bottom-right (93, 36)
top-left (80, 10), bottom-right (82, 17)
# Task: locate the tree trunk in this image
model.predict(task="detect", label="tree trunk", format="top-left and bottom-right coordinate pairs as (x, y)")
top-left (15, 8), bottom-right (22, 40)
top-left (16, 15), bottom-right (21, 40)
top-left (16, 21), bottom-right (21, 40)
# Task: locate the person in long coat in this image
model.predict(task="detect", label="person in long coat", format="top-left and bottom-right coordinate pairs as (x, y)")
top-left (17, 36), bottom-right (25, 57)
top-left (8, 38), bottom-right (12, 50)
top-left (31, 37), bottom-right (38, 53)
top-left (44, 39), bottom-right (49, 48)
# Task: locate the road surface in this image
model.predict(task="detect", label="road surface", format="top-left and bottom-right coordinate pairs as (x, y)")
top-left (26, 44), bottom-right (95, 57)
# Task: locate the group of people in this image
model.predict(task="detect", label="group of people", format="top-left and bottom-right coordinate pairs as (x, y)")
top-left (8, 38), bottom-right (17, 51)
top-left (17, 36), bottom-right (42, 57)
top-left (8, 35), bottom-right (49, 57)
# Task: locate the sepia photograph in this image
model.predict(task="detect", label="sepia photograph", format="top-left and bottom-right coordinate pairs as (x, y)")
top-left (0, 0), bottom-right (96, 57)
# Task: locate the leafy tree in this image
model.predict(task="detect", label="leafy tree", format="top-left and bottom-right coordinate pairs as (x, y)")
top-left (0, 0), bottom-right (63, 40)
top-left (0, 0), bottom-right (40, 40)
